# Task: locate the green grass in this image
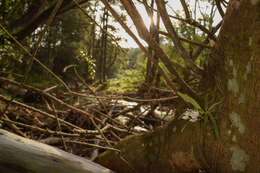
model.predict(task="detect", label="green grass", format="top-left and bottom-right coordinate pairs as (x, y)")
top-left (106, 69), bottom-right (145, 93)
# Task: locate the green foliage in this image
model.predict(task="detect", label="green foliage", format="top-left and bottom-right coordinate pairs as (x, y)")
top-left (1, 0), bottom-right (125, 86)
top-left (0, 0), bottom-right (23, 24)
top-left (127, 48), bottom-right (141, 69)
top-left (77, 50), bottom-right (96, 80)
top-left (107, 69), bottom-right (145, 93)
top-left (178, 92), bottom-right (202, 111)
top-left (0, 36), bottom-right (24, 73)
top-left (106, 47), bottom-right (146, 93)
top-left (161, 1), bottom-right (216, 71)
top-left (108, 47), bottom-right (144, 79)
top-left (30, 8), bottom-right (94, 82)
top-left (178, 91), bottom-right (222, 140)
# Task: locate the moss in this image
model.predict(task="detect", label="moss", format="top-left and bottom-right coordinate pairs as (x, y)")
top-left (148, 121), bottom-right (194, 158)
top-left (230, 146), bottom-right (249, 171)
top-left (232, 135), bottom-right (237, 142)
top-left (229, 59), bottom-right (234, 66)
top-left (227, 130), bottom-right (231, 135)
top-left (246, 61), bottom-right (252, 74)
top-left (238, 93), bottom-right (245, 104)
top-left (249, 37), bottom-right (253, 46)
top-left (229, 112), bottom-right (245, 134)
top-left (228, 78), bottom-right (239, 97)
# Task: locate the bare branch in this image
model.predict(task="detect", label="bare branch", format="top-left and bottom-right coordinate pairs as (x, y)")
top-left (215, 0), bottom-right (225, 18)
top-left (155, 0), bottom-right (203, 74)
top-left (158, 30), bottom-right (213, 49)
top-left (136, 0), bottom-right (217, 41)
top-left (0, 24), bottom-right (71, 92)
top-left (103, 0), bottom-right (197, 99)
top-left (180, 0), bottom-right (191, 19)
top-left (71, 0), bottom-right (126, 54)
top-left (24, 0), bottom-right (63, 82)
top-left (192, 21), bottom-right (222, 61)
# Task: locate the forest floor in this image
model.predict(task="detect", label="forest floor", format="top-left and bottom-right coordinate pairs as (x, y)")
top-left (0, 78), bottom-right (180, 160)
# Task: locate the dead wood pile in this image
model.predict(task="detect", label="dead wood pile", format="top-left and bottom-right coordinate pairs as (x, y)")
top-left (0, 76), bottom-right (178, 160)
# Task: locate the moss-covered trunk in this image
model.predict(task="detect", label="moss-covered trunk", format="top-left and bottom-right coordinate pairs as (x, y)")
top-left (95, 1), bottom-right (260, 172)
top-left (197, 0), bottom-right (260, 172)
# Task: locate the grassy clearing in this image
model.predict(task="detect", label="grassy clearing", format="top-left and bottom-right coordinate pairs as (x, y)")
top-left (106, 69), bottom-right (145, 93)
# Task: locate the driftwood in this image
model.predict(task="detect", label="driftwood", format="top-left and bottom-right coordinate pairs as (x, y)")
top-left (0, 129), bottom-right (114, 173)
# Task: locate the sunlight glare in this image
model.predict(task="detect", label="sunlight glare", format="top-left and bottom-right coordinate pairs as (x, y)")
top-left (114, 0), bottom-right (222, 48)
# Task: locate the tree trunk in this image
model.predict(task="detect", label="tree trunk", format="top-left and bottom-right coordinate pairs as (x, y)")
top-left (0, 129), bottom-right (114, 173)
top-left (95, 1), bottom-right (260, 172)
top-left (102, 9), bottom-right (108, 82)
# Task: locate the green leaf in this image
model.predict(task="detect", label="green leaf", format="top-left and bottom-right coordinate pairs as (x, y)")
top-left (208, 99), bottom-right (223, 112)
top-left (203, 115), bottom-right (209, 126)
top-left (177, 92), bottom-right (203, 111)
top-left (204, 93), bottom-right (209, 111)
top-left (208, 113), bottom-right (220, 141)
top-left (181, 121), bottom-right (190, 133)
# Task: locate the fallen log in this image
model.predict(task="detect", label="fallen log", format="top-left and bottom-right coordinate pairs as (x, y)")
top-left (0, 129), bottom-right (114, 173)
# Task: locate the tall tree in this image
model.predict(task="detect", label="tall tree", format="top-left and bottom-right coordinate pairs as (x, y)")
top-left (97, 6), bottom-right (109, 83)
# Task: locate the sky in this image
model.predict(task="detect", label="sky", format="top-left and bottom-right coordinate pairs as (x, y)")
top-left (106, 0), bottom-right (223, 48)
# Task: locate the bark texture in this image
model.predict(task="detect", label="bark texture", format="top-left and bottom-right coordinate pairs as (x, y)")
top-left (199, 0), bottom-right (260, 172)
top-left (95, 120), bottom-right (203, 173)
top-left (95, 0), bottom-right (260, 172)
